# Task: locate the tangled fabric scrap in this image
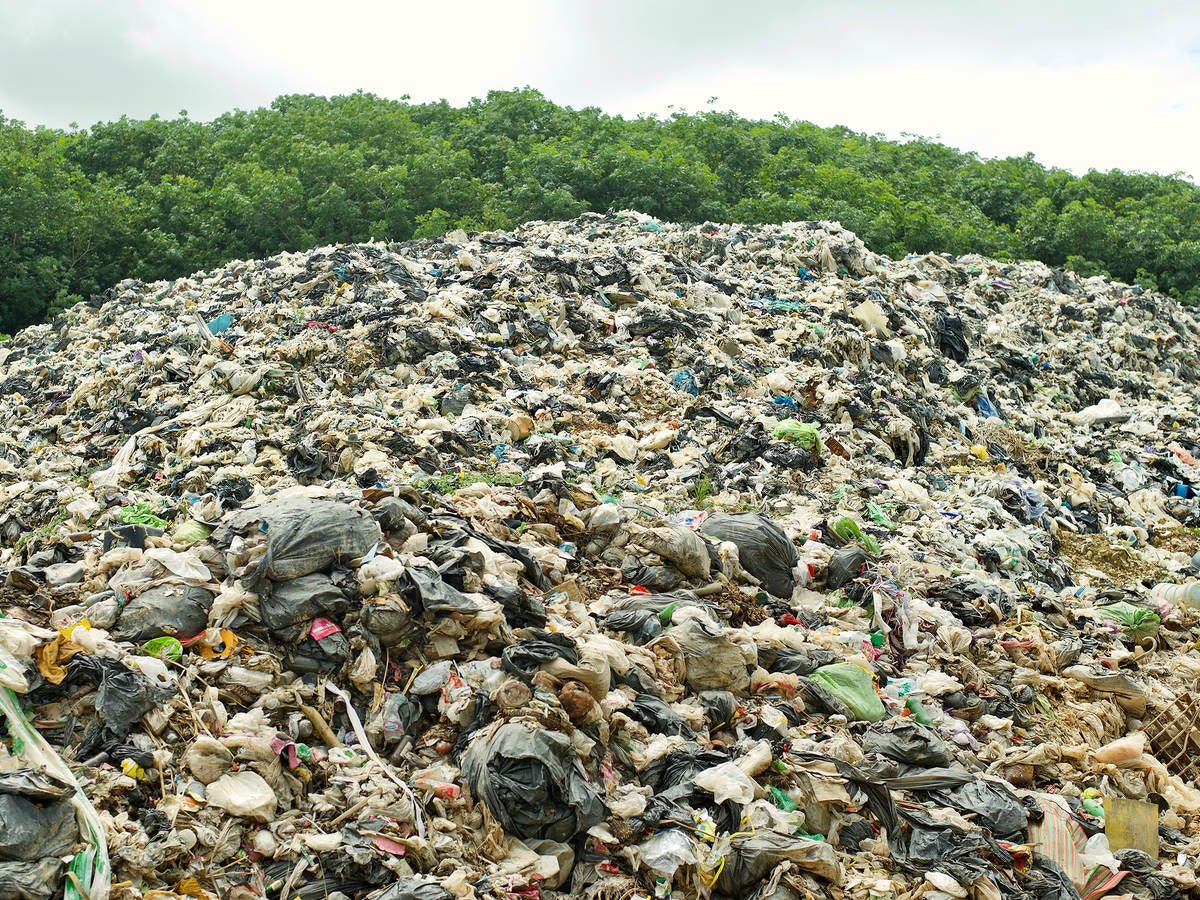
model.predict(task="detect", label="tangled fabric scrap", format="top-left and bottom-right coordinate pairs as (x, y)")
top-left (2, 211), bottom-right (1200, 900)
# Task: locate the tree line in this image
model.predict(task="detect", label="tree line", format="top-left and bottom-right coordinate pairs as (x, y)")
top-left (3, 88), bottom-right (1198, 334)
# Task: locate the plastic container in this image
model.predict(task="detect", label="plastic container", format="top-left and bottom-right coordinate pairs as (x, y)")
top-left (1151, 581), bottom-right (1200, 609)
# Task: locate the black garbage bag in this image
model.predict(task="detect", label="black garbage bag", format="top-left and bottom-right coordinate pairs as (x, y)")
top-left (701, 512), bottom-right (798, 599)
top-left (214, 497), bottom-right (380, 589)
top-left (502, 632), bottom-right (579, 682)
top-left (930, 778), bottom-right (1028, 838)
top-left (360, 595), bottom-right (411, 646)
top-left (0, 793), bottom-right (77, 861)
top-left (934, 313), bottom-right (970, 363)
top-left (696, 690), bottom-right (738, 731)
top-left (759, 646), bottom-right (840, 676)
top-left (825, 546), bottom-right (872, 591)
top-left (1022, 854), bottom-right (1082, 900)
top-left (69, 655), bottom-right (174, 759)
top-left (482, 580), bottom-right (546, 629)
top-left (606, 589), bottom-right (720, 619)
top-left (863, 719), bottom-right (951, 768)
top-left (0, 767), bottom-right (77, 898)
top-left (620, 561), bottom-right (683, 592)
top-left (624, 694), bottom-right (695, 738)
top-left (290, 620), bottom-right (351, 674)
top-left (600, 608), bottom-right (661, 641)
top-left (260, 573), bottom-right (351, 640)
top-left (399, 565), bottom-right (479, 616)
top-left (640, 743), bottom-right (729, 800)
top-left (423, 514), bottom-right (552, 592)
top-left (286, 441), bottom-right (329, 485)
top-left (1113, 849), bottom-right (1179, 900)
top-left (714, 830), bottom-right (842, 892)
top-left (794, 676), bottom-right (856, 719)
top-left (112, 584), bottom-right (214, 643)
top-left (461, 722), bottom-right (605, 842)
top-left (0, 858), bottom-right (65, 900)
top-left (371, 496), bottom-right (427, 532)
top-left (261, 851), bottom-right (389, 900)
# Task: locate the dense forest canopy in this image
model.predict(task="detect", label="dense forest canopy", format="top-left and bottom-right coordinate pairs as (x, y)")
top-left (2, 88), bottom-right (1198, 334)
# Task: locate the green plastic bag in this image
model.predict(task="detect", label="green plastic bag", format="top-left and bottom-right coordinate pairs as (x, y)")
top-left (172, 519), bottom-right (214, 544)
top-left (1096, 602), bottom-right (1160, 642)
top-left (832, 517), bottom-right (880, 555)
top-left (117, 502), bottom-right (168, 528)
top-left (866, 502), bottom-right (895, 531)
top-left (809, 663), bottom-right (885, 722)
top-left (772, 419), bottom-right (822, 452)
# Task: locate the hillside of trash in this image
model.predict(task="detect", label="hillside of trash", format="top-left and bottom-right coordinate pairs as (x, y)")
top-left (3, 210), bottom-right (1200, 900)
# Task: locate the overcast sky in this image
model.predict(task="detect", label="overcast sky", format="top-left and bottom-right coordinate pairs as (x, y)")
top-left (3, 0), bottom-right (1198, 179)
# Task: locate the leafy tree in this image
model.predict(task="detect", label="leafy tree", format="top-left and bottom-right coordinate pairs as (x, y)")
top-left (3, 89), bottom-right (1200, 332)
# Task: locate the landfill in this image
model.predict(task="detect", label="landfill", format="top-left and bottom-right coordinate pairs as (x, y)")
top-left (4, 211), bottom-right (1200, 900)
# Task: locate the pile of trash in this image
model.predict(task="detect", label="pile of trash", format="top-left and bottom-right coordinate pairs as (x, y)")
top-left (5, 211), bottom-right (1200, 900)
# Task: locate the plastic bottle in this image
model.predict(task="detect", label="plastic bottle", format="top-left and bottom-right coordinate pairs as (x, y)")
top-left (1152, 582), bottom-right (1200, 609)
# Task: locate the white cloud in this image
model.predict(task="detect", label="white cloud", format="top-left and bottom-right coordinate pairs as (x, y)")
top-left (2, 0), bottom-right (1198, 178)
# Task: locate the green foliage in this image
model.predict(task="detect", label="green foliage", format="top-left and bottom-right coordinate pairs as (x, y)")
top-left (412, 468), bottom-right (524, 495)
top-left (3, 89), bottom-right (1200, 332)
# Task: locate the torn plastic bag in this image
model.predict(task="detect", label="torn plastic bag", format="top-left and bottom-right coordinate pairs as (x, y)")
top-left (714, 830), bottom-right (842, 892)
top-left (863, 719), bottom-right (951, 768)
top-left (0, 769), bottom-right (75, 803)
top-left (808, 663), bottom-right (885, 722)
top-left (215, 497), bottom-right (381, 588)
top-left (695, 760), bottom-right (758, 804)
top-left (663, 617), bottom-right (751, 694)
top-left (631, 524), bottom-right (711, 578)
top-left (701, 512), bottom-right (799, 598)
top-left (637, 828), bottom-right (697, 878)
top-left (606, 589), bottom-right (721, 620)
top-left (260, 573), bottom-right (351, 639)
top-left (111, 584), bottom-right (214, 643)
top-left (69, 655), bottom-right (175, 759)
top-left (929, 779), bottom-right (1028, 838)
top-left (429, 515), bottom-right (552, 591)
top-left (460, 722), bottom-right (604, 842)
top-left (0, 858), bottom-right (64, 900)
top-left (770, 419), bottom-right (823, 454)
top-left (371, 877), bottom-right (453, 900)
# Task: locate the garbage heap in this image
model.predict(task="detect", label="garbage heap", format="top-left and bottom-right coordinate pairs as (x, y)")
top-left (4, 212), bottom-right (1200, 900)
